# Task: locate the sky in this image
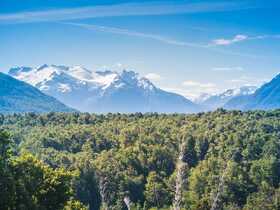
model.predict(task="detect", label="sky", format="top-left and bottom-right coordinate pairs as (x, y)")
top-left (1, 0), bottom-right (280, 100)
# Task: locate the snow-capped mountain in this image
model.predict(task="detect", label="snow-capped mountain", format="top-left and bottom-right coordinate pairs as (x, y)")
top-left (197, 85), bottom-right (257, 111)
top-left (9, 65), bottom-right (200, 113)
top-left (225, 74), bottom-right (280, 110)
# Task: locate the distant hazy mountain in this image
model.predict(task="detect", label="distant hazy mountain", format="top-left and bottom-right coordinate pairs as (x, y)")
top-left (225, 74), bottom-right (280, 110)
top-left (9, 65), bottom-right (200, 113)
top-left (197, 86), bottom-right (257, 110)
top-left (0, 73), bottom-right (74, 113)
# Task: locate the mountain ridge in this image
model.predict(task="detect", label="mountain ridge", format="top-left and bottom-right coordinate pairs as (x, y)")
top-left (0, 72), bottom-right (75, 113)
top-left (225, 73), bottom-right (280, 110)
top-left (196, 85), bottom-right (257, 111)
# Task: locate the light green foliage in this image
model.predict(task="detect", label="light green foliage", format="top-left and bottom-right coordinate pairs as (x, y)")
top-left (12, 153), bottom-right (74, 210)
top-left (63, 199), bottom-right (88, 210)
top-left (0, 131), bottom-right (82, 210)
top-left (144, 171), bottom-right (172, 208)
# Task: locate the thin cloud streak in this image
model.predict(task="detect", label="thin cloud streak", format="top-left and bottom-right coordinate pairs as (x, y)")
top-left (182, 80), bottom-right (217, 89)
top-left (65, 22), bottom-right (266, 59)
top-left (0, 1), bottom-right (257, 24)
top-left (228, 76), bottom-right (268, 85)
top-left (63, 22), bottom-right (205, 48)
top-left (212, 67), bottom-right (244, 72)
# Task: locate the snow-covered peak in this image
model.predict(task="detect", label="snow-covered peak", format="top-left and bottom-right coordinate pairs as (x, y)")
top-left (8, 65), bottom-right (156, 93)
top-left (194, 93), bottom-right (212, 104)
top-left (219, 85), bottom-right (257, 99)
top-left (119, 70), bottom-right (155, 90)
top-left (196, 85), bottom-right (258, 105)
top-left (9, 66), bottom-right (33, 76)
top-left (67, 66), bottom-right (95, 81)
top-left (121, 69), bottom-right (138, 78)
top-left (37, 64), bottom-right (50, 71)
top-left (9, 65), bottom-right (62, 86)
top-left (239, 85), bottom-right (258, 94)
top-left (95, 70), bottom-right (116, 76)
top-left (195, 85), bottom-right (258, 110)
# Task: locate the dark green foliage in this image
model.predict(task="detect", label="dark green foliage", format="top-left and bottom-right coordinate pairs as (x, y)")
top-left (1, 110), bottom-right (280, 209)
top-left (0, 131), bottom-right (15, 209)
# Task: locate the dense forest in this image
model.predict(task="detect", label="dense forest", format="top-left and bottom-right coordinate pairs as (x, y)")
top-left (0, 109), bottom-right (279, 210)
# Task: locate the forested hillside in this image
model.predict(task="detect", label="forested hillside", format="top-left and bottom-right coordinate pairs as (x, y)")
top-left (0, 110), bottom-right (279, 210)
top-left (0, 73), bottom-right (74, 113)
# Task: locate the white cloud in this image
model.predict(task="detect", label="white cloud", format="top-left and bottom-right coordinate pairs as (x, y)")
top-left (228, 76), bottom-right (269, 86)
top-left (166, 80), bottom-right (219, 100)
top-left (212, 34), bottom-right (248, 46)
top-left (163, 85), bottom-right (217, 101)
top-left (161, 87), bottom-right (196, 100)
top-left (212, 66), bottom-right (244, 72)
top-left (182, 80), bottom-right (217, 89)
top-left (211, 34), bottom-right (280, 46)
top-left (145, 73), bottom-right (163, 82)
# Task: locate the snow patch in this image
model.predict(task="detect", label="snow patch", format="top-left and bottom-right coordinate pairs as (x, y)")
top-left (58, 83), bottom-right (72, 93)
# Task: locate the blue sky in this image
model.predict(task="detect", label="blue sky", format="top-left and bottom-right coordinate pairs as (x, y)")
top-left (1, 0), bottom-right (280, 99)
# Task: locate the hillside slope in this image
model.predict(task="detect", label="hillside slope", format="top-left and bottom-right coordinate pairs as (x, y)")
top-left (0, 72), bottom-right (75, 113)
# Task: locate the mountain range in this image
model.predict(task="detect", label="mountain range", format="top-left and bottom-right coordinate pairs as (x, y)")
top-left (3, 64), bottom-right (280, 113)
top-left (225, 74), bottom-right (280, 110)
top-left (0, 72), bottom-right (74, 113)
top-left (196, 85), bottom-right (258, 110)
top-left (9, 65), bottom-right (200, 113)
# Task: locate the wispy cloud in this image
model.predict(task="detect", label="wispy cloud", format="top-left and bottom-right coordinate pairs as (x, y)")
top-left (211, 34), bottom-right (280, 46)
top-left (228, 75), bottom-right (268, 85)
top-left (212, 66), bottom-right (244, 72)
top-left (64, 22), bottom-right (205, 48)
top-left (182, 80), bottom-right (217, 88)
top-left (145, 73), bottom-right (163, 82)
top-left (0, 1), bottom-right (257, 24)
top-left (64, 22), bottom-right (273, 59)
